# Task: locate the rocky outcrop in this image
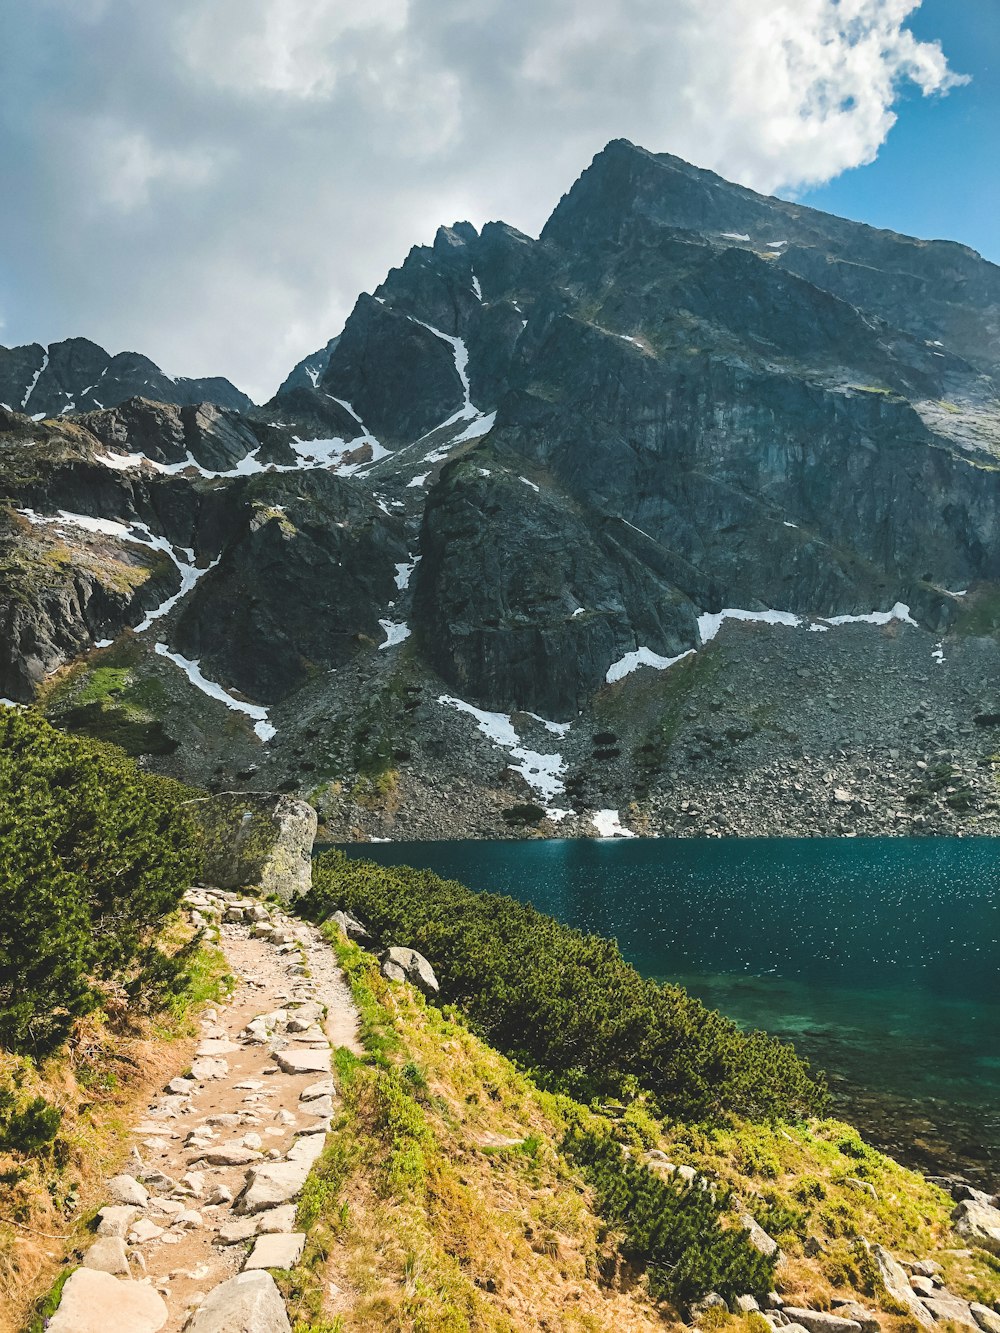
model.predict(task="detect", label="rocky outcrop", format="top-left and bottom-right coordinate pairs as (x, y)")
top-left (864, 1242), bottom-right (935, 1327)
top-left (953, 1198), bottom-right (1000, 1253)
top-left (415, 458), bottom-right (700, 717)
top-left (172, 470), bottom-right (408, 702)
top-left (381, 946), bottom-right (440, 995)
top-left (193, 792), bottom-right (317, 900)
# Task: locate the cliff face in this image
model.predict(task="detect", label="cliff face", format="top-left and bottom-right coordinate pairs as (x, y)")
top-left (2, 140), bottom-right (999, 831)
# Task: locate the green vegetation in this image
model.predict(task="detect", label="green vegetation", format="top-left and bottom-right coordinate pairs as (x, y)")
top-left (304, 852), bottom-right (827, 1123)
top-left (562, 1126), bottom-right (775, 1305)
top-left (0, 707), bottom-right (201, 1054)
top-left (282, 928), bottom-right (775, 1327)
top-left (45, 639), bottom-right (178, 756)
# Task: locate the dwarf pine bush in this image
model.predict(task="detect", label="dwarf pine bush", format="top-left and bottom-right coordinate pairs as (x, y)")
top-left (0, 708), bottom-right (200, 1054)
top-left (306, 850), bottom-right (827, 1123)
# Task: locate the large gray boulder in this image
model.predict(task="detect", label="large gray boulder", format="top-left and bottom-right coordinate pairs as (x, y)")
top-left (381, 946), bottom-right (440, 995)
top-left (47, 1268), bottom-right (168, 1332)
top-left (740, 1212), bottom-right (780, 1259)
top-left (193, 793), bottom-right (317, 900)
top-left (953, 1199), bottom-right (1000, 1254)
top-left (184, 1271), bottom-right (291, 1331)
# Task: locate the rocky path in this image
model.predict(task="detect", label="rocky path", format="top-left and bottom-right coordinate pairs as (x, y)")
top-left (47, 887), bottom-right (360, 1333)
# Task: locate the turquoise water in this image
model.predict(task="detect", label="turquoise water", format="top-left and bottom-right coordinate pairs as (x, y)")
top-left (336, 837), bottom-right (1000, 1183)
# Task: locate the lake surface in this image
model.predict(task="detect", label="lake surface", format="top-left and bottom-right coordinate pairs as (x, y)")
top-left (336, 837), bottom-right (1000, 1184)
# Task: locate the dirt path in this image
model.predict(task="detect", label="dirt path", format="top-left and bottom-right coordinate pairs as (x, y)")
top-left (47, 887), bottom-right (360, 1332)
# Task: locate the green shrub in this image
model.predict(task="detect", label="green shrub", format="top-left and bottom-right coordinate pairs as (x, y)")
top-left (0, 1078), bottom-right (61, 1155)
top-left (563, 1126), bottom-right (776, 1306)
top-left (304, 852), bottom-right (827, 1123)
top-left (0, 708), bottom-right (201, 1054)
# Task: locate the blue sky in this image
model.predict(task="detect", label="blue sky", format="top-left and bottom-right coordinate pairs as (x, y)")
top-left (800, 0), bottom-right (999, 260)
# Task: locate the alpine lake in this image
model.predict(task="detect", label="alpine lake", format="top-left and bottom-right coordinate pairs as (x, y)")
top-left (336, 836), bottom-right (1000, 1186)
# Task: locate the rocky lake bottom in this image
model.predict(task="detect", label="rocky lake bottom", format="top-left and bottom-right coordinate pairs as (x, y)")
top-left (338, 835), bottom-right (1000, 1187)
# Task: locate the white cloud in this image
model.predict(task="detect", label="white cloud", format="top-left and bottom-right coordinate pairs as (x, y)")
top-left (0, 0), bottom-right (967, 401)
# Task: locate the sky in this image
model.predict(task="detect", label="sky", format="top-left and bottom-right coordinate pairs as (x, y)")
top-left (0, 0), bottom-right (992, 403)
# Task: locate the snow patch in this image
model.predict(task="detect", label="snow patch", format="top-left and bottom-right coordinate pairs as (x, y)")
top-left (471, 273), bottom-right (483, 301)
top-left (821, 602), bottom-right (916, 628)
top-left (21, 352), bottom-right (48, 409)
top-left (154, 643), bottom-right (274, 741)
top-left (451, 411), bottom-right (496, 444)
top-left (721, 232), bottom-right (750, 242)
top-left (932, 642), bottom-right (945, 664)
top-left (592, 809), bottom-right (635, 839)
top-left (518, 475), bottom-right (539, 492)
top-left (606, 646), bottom-right (695, 683)
top-left (378, 619), bottom-right (411, 649)
top-left (525, 712), bottom-right (571, 736)
top-left (407, 473), bottom-right (429, 488)
top-left (698, 608), bottom-right (801, 644)
top-left (394, 557), bottom-right (420, 590)
top-left (438, 695), bottom-right (567, 802)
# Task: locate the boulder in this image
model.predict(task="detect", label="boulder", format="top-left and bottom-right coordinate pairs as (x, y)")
top-left (257, 1204), bottom-right (298, 1234)
top-left (953, 1199), bottom-right (1000, 1254)
top-left (922, 1295), bottom-right (978, 1328)
top-left (274, 1047), bottom-right (331, 1076)
top-left (47, 1268), bottom-right (168, 1333)
top-left (237, 1159), bottom-right (313, 1214)
top-left (690, 1293), bottom-right (728, 1320)
top-left (183, 1270), bottom-right (291, 1331)
top-left (971, 1304), bottom-right (1000, 1333)
top-left (107, 1173), bottom-right (149, 1207)
top-left (192, 792), bottom-right (317, 901)
top-left (740, 1213), bottom-right (780, 1259)
top-left (865, 1243), bottom-right (934, 1327)
top-left (83, 1235), bottom-right (131, 1275)
top-left (96, 1205), bottom-right (139, 1236)
top-left (830, 1303), bottom-right (880, 1333)
top-left (328, 909), bottom-right (370, 941)
top-left (781, 1308), bottom-right (861, 1333)
top-left (243, 1232), bottom-right (306, 1271)
top-left (381, 946), bottom-right (440, 995)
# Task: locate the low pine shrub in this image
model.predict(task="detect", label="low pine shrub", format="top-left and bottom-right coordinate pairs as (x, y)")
top-left (563, 1125), bottom-right (776, 1306)
top-left (305, 851), bottom-right (827, 1123)
top-left (0, 708), bottom-right (201, 1055)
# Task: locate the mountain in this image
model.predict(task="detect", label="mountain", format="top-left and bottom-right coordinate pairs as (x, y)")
top-left (2, 139), bottom-right (1000, 839)
top-left (0, 335), bottom-right (252, 417)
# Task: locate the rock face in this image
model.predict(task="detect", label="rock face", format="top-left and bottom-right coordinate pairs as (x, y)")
top-left (183, 1271), bottom-right (291, 1332)
top-left (193, 792), bottom-right (317, 900)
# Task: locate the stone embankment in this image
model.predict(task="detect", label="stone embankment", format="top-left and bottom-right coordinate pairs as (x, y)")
top-left (47, 886), bottom-right (360, 1333)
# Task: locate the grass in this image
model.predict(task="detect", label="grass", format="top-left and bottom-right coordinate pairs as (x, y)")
top-left (279, 922), bottom-right (1000, 1330)
top-left (44, 641), bottom-right (179, 756)
top-left (279, 931), bottom-right (670, 1331)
